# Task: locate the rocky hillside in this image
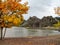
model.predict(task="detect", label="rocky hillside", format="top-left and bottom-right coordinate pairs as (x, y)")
top-left (21, 16), bottom-right (58, 28)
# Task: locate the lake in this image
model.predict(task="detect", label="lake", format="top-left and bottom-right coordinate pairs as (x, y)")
top-left (1, 27), bottom-right (60, 38)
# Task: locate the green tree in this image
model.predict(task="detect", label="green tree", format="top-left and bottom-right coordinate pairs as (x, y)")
top-left (53, 21), bottom-right (60, 27)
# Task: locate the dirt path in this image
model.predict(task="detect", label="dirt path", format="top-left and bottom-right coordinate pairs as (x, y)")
top-left (0, 35), bottom-right (60, 45)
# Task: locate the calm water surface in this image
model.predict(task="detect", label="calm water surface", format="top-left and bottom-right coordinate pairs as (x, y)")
top-left (2, 27), bottom-right (60, 38)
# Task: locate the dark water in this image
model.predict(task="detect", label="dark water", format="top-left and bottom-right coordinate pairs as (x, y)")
top-left (1, 27), bottom-right (60, 38)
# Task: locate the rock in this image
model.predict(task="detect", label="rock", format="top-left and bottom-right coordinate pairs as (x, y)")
top-left (21, 16), bottom-right (58, 28)
top-left (39, 16), bottom-right (58, 27)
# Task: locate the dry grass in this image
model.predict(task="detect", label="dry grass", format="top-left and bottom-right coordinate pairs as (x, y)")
top-left (0, 36), bottom-right (60, 45)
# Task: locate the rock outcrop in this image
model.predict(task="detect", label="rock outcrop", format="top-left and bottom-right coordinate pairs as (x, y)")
top-left (39, 16), bottom-right (58, 27)
top-left (21, 16), bottom-right (58, 28)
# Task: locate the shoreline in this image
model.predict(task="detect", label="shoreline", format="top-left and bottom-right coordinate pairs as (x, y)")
top-left (0, 35), bottom-right (60, 45)
top-left (25, 27), bottom-right (60, 30)
top-left (4, 34), bottom-right (60, 39)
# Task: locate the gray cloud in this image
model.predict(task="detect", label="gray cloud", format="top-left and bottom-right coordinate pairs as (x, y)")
top-left (23, 0), bottom-right (58, 20)
top-left (28, 0), bottom-right (52, 12)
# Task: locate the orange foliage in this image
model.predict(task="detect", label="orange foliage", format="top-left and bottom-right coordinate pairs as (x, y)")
top-left (0, 0), bottom-right (29, 28)
top-left (0, 0), bottom-right (29, 14)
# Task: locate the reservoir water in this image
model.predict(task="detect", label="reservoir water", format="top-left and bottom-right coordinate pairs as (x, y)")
top-left (1, 27), bottom-right (60, 38)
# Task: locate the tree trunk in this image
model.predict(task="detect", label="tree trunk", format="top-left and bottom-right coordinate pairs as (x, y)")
top-left (0, 27), bottom-right (3, 40)
top-left (0, 27), bottom-right (7, 40)
top-left (3, 28), bottom-right (6, 39)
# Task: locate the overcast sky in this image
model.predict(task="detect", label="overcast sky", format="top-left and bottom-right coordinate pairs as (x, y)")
top-left (21, 0), bottom-right (60, 20)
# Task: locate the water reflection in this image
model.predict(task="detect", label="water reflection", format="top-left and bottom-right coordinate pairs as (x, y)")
top-left (2, 27), bottom-right (60, 38)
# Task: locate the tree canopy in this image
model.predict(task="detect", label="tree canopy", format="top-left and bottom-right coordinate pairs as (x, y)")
top-left (0, 0), bottom-right (29, 28)
top-left (54, 7), bottom-right (60, 15)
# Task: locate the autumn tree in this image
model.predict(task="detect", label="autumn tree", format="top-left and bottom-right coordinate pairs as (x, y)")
top-left (54, 7), bottom-right (60, 15)
top-left (54, 7), bottom-right (60, 30)
top-left (0, 0), bottom-right (29, 39)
